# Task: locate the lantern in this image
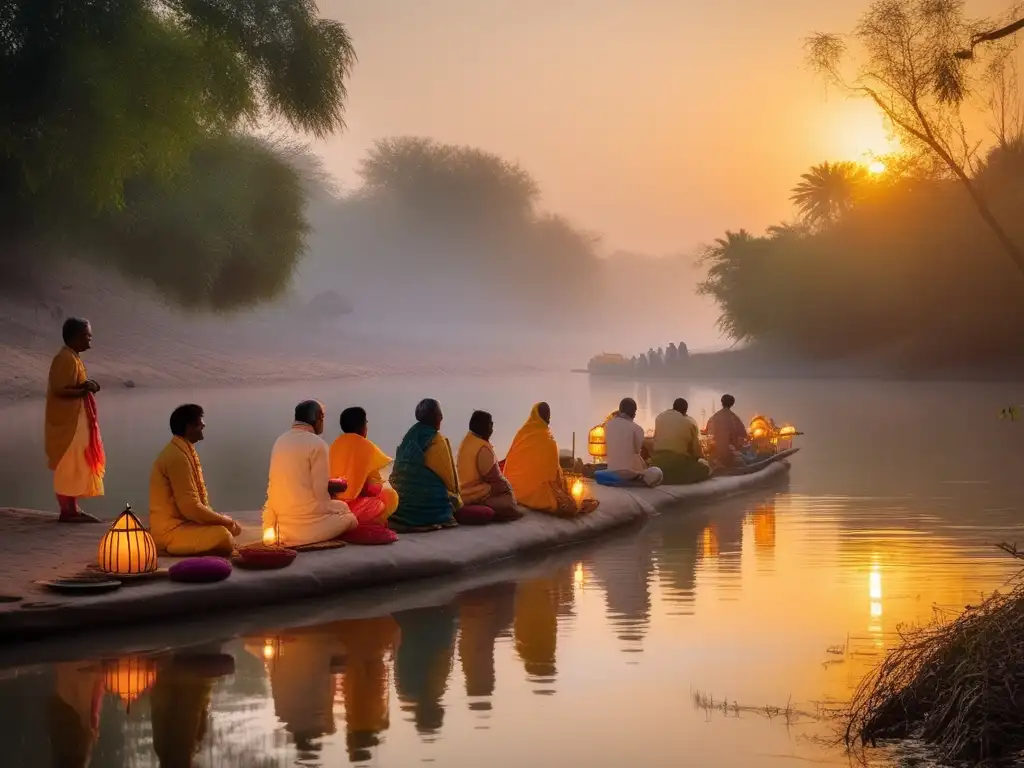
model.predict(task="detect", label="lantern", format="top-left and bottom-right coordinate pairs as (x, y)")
top-left (104, 656), bottom-right (157, 708)
top-left (97, 504), bottom-right (158, 575)
top-left (749, 415), bottom-right (771, 439)
top-left (779, 424), bottom-right (797, 436)
top-left (587, 424), bottom-right (607, 461)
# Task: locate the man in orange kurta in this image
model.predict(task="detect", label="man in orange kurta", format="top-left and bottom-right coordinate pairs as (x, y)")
top-left (44, 318), bottom-right (104, 522)
top-left (329, 407), bottom-right (399, 525)
top-left (149, 404), bottom-right (242, 555)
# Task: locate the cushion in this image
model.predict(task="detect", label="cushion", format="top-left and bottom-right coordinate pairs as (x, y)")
top-left (237, 546), bottom-right (297, 569)
top-left (168, 556), bottom-right (232, 584)
top-left (593, 469), bottom-right (647, 488)
top-left (455, 505), bottom-right (496, 525)
top-left (341, 524), bottom-right (398, 546)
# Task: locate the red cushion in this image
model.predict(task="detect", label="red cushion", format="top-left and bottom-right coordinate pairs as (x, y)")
top-left (237, 546), bottom-right (297, 569)
top-left (168, 556), bottom-right (233, 583)
top-left (492, 506), bottom-right (523, 523)
top-left (362, 482), bottom-right (383, 497)
top-left (455, 505), bottom-right (496, 525)
top-left (341, 524), bottom-right (398, 545)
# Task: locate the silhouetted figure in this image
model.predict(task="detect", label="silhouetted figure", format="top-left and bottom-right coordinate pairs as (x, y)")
top-left (665, 343), bottom-right (679, 369)
top-left (646, 348), bottom-right (658, 373)
top-left (677, 341), bottom-right (689, 360)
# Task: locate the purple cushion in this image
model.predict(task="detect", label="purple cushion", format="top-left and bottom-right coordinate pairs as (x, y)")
top-left (168, 556), bottom-right (232, 583)
top-left (455, 505), bottom-right (496, 526)
top-left (341, 524), bottom-right (398, 546)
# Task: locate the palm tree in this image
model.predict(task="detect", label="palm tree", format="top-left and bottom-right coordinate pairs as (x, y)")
top-left (790, 161), bottom-right (867, 228)
top-left (697, 230), bottom-right (761, 341)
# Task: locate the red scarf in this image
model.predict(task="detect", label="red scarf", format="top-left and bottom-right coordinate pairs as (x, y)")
top-left (83, 392), bottom-right (105, 473)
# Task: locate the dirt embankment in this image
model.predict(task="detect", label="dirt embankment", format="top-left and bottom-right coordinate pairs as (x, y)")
top-left (0, 262), bottom-right (542, 401)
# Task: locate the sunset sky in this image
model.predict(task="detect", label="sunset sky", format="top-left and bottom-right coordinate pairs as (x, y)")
top-left (314, 0), bottom-right (1011, 256)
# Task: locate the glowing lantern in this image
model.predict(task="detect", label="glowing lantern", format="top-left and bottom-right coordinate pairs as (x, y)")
top-left (749, 415), bottom-right (771, 439)
top-left (104, 656), bottom-right (157, 708)
top-left (262, 526), bottom-right (278, 547)
top-left (588, 424), bottom-right (607, 461)
top-left (97, 504), bottom-right (157, 575)
top-left (779, 425), bottom-right (797, 436)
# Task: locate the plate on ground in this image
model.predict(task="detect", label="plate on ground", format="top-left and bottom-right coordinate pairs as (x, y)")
top-left (36, 576), bottom-right (123, 595)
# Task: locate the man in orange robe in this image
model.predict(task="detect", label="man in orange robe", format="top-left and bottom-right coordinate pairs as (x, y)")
top-left (45, 318), bottom-right (104, 522)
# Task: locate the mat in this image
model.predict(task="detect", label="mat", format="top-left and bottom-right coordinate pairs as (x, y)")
top-left (292, 539), bottom-right (347, 552)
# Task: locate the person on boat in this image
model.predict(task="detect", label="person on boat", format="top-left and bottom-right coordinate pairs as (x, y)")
top-left (646, 348), bottom-right (658, 374)
top-left (456, 410), bottom-right (521, 520)
top-left (329, 407), bottom-right (399, 528)
top-left (665, 343), bottom-right (679, 369)
top-left (604, 397), bottom-right (664, 487)
top-left (45, 317), bottom-right (105, 523)
top-left (264, 400), bottom-right (358, 547)
top-left (149, 404), bottom-right (242, 556)
top-left (635, 354), bottom-right (648, 377)
top-left (388, 398), bottom-right (463, 532)
top-left (706, 394), bottom-right (754, 467)
top-left (504, 402), bottom-right (596, 516)
top-left (650, 398), bottom-right (711, 484)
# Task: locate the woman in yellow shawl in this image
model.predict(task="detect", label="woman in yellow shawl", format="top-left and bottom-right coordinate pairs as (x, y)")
top-left (329, 407), bottom-right (399, 525)
top-left (503, 403), bottom-right (597, 516)
top-left (456, 410), bottom-right (521, 521)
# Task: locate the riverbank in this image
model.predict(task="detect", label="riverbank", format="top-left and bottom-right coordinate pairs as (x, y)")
top-left (0, 461), bottom-right (790, 644)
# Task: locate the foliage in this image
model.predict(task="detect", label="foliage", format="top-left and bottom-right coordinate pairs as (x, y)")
top-left (0, 1), bottom-right (353, 310)
top-left (806, 0), bottom-right (1024, 274)
top-left (845, 572), bottom-right (1024, 763)
top-left (790, 161), bottom-right (869, 228)
top-left (698, 149), bottom-right (1024, 366)
top-left (0, 0), bottom-right (355, 211)
top-left (90, 135), bottom-right (309, 311)
top-left (304, 137), bottom-right (603, 325)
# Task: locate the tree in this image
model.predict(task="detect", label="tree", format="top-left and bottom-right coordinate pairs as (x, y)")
top-left (697, 230), bottom-right (762, 342)
top-left (806, 0), bottom-right (1024, 277)
top-left (1, 0), bottom-right (355, 210)
top-left (790, 161), bottom-right (868, 228)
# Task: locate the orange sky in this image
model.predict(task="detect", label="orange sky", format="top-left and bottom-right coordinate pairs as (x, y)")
top-left (312, 0), bottom-right (1013, 254)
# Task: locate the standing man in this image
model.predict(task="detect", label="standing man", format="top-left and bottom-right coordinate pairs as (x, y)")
top-left (45, 317), bottom-right (104, 522)
top-left (603, 397), bottom-right (664, 487)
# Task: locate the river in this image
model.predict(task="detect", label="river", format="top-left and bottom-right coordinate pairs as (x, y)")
top-left (0, 373), bottom-right (1022, 767)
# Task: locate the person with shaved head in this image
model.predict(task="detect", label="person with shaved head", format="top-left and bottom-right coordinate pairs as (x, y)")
top-left (263, 400), bottom-right (357, 547)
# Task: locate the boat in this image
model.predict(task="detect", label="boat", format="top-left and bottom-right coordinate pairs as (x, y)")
top-left (586, 353), bottom-right (632, 376)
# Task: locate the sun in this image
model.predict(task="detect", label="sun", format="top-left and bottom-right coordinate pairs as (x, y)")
top-left (867, 160), bottom-right (887, 175)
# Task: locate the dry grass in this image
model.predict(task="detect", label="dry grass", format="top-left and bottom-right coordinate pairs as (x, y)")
top-left (844, 544), bottom-right (1024, 764)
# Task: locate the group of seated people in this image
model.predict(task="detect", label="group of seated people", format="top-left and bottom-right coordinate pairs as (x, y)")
top-left (597, 393), bottom-right (761, 487)
top-left (146, 392), bottom-right (762, 557)
top-left (146, 397), bottom-right (601, 556)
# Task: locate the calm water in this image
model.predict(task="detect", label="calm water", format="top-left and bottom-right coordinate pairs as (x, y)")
top-left (1, 374), bottom-right (1023, 767)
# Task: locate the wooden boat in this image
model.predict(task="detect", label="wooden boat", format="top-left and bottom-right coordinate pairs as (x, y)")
top-left (715, 446), bottom-right (800, 476)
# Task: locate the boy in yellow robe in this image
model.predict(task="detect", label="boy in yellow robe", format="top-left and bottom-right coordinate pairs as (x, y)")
top-left (149, 404), bottom-right (242, 555)
top-left (329, 407), bottom-right (399, 525)
top-left (45, 318), bottom-right (104, 522)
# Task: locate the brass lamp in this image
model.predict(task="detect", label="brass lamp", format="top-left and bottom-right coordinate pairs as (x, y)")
top-left (587, 424), bottom-right (607, 462)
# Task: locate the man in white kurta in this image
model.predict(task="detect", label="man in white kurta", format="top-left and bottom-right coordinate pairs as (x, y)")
top-left (263, 400), bottom-right (358, 547)
top-left (603, 397), bottom-right (664, 487)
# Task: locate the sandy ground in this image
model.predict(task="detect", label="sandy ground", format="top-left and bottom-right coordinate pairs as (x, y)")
top-left (0, 262), bottom-right (546, 401)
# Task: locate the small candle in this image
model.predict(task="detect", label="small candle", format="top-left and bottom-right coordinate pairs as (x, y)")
top-left (263, 527), bottom-right (277, 546)
top-left (263, 642), bottom-right (275, 660)
top-left (571, 479), bottom-right (585, 504)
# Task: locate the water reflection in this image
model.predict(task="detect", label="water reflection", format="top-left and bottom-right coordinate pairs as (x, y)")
top-left (4, 483), bottom-right (1024, 767)
top-left (49, 662), bottom-right (103, 768)
top-left (514, 568), bottom-right (574, 692)
top-left (151, 653), bottom-right (233, 767)
top-left (393, 606), bottom-right (457, 737)
top-left (457, 584), bottom-right (515, 711)
top-left (334, 617), bottom-right (399, 761)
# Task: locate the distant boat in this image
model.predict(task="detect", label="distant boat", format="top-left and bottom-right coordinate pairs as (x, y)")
top-left (587, 352), bottom-right (632, 376)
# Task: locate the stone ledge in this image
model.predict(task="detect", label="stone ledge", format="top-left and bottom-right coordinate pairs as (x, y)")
top-left (0, 461), bottom-right (790, 644)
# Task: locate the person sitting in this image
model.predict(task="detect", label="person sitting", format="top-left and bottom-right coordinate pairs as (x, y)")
top-left (456, 410), bottom-right (521, 521)
top-left (706, 393), bottom-right (755, 467)
top-left (388, 399), bottom-right (464, 532)
top-left (264, 400), bottom-right (358, 547)
top-left (504, 402), bottom-right (597, 516)
top-left (149, 404), bottom-right (241, 556)
top-left (329, 407), bottom-right (399, 527)
top-left (603, 398), bottom-right (664, 487)
top-left (650, 398), bottom-right (711, 484)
